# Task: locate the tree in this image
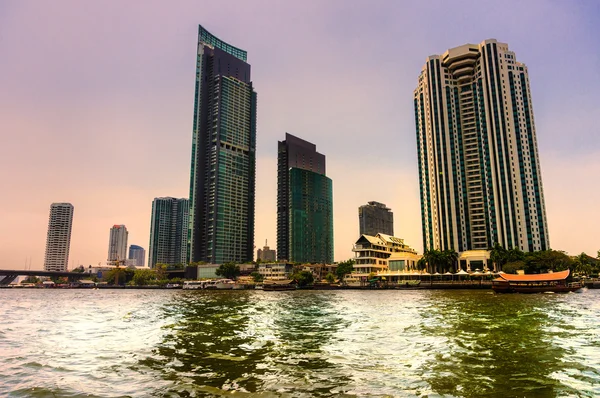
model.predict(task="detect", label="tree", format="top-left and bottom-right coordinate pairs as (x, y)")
top-left (23, 276), bottom-right (40, 284)
top-left (502, 261), bottom-right (524, 274)
top-left (506, 247), bottom-right (525, 263)
top-left (335, 259), bottom-right (355, 281)
top-left (155, 263), bottom-right (168, 281)
top-left (132, 269), bottom-right (157, 286)
top-left (523, 250), bottom-right (573, 273)
top-left (490, 243), bottom-right (508, 271)
top-left (104, 266), bottom-right (127, 285)
top-left (417, 257), bottom-right (427, 271)
top-left (325, 272), bottom-right (335, 284)
top-left (442, 249), bottom-right (459, 273)
top-left (250, 271), bottom-right (264, 283)
top-left (292, 270), bottom-right (314, 287)
top-left (215, 262), bottom-right (241, 280)
top-left (423, 249), bottom-right (444, 273)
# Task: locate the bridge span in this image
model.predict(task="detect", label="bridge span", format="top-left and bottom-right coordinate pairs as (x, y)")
top-left (0, 269), bottom-right (92, 285)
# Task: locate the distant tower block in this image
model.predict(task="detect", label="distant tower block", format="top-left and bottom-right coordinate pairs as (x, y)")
top-left (257, 239), bottom-right (276, 262)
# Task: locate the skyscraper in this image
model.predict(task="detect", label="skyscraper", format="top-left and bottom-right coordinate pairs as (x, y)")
top-left (188, 24), bottom-right (257, 264)
top-left (43, 203), bottom-right (74, 272)
top-left (277, 134), bottom-right (333, 263)
top-left (149, 197), bottom-right (189, 268)
top-left (359, 201), bottom-right (394, 236)
top-left (108, 225), bottom-right (128, 264)
top-left (414, 39), bottom-right (549, 253)
top-left (256, 239), bottom-right (276, 262)
top-left (128, 245), bottom-right (146, 267)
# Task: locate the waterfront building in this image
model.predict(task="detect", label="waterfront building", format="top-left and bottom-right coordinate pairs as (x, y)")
top-left (188, 25), bottom-right (257, 265)
top-left (414, 39), bottom-right (549, 254)
top-left (107, 225), bottom-right (128, 264)
top-left (352, 233), bottom-right (420, 274)
top-left (277, 133), bottom-right (333, 263)
top-left (257, 263), bottom-right (294, 280)
top-left (358, 201), bottom-right (394, 236)
top-left (43, 202), bottom-right (74, 272)
top-left (128, 244), bottom-right (145, 267)
top-left (149, 197), bottom-right (189, 268)
top-left (257, 240), bottom-right (276, 262)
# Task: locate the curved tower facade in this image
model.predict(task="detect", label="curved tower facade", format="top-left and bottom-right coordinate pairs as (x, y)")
top-left (188, 25), bottom-right (257, 264)
top-left (414, 39), bottom-right (549, 253)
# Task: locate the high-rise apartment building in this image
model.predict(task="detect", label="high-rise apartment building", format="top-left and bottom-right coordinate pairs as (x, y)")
top-left (277, 134), bottom-right (333, 263)
top-left (188, 24), bottom-right (257, 264)
top-left (43, 203), bottom-right (74, 272)
top-left (359, 201), bottom-right (394, 236)
top-left (128, 245), bottom-right (146, 267)
top-left (414, 39), bottom-right (549, 253)
top-left (108, 225), bottom-right (128, 263)
top-left (149, 197), bottom-right (189, 268)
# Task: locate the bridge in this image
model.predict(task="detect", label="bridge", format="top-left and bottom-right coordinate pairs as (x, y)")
top-left (0, 269), bottom-right (92, 285)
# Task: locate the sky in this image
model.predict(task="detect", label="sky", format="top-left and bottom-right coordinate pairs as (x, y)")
top-left (1, 0), bottom-right (599, 270)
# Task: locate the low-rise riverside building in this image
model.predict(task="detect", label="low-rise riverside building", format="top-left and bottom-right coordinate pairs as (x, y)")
top-left (459, 250), bottom-right (492, 272)
top-left (352, 233), bottom-right (421, 274)
top-left (301, 263), bottom-right (337, 281)
top-left (257, 263), bottom-right (294, 280)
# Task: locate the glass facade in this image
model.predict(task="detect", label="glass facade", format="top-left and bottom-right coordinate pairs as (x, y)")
top-left (188, 25), bottom-right (256, 264)
top-left (149, 198), bottom-right (189, 268)
top-left (288, 168), bottom-right (333, 264)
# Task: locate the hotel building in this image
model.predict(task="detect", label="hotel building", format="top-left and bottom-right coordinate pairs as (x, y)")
top-left (188, 25), bottom-right (257, 264)
top-left (414, 39), bottom-right (549, 254)
top-left (352, 233), bottom-right (420, 274)
top-left (43, 203), bottom-right (74, 272)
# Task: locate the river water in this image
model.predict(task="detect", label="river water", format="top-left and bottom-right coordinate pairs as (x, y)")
top-left (1, 288), bottom-right (599, 397)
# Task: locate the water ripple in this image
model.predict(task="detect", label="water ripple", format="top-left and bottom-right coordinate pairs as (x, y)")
top-left (1, 289), bottom-right (600, 396)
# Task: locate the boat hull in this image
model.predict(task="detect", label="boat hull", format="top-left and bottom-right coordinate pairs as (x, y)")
top-left (492, 285), bottom-right (582, 294)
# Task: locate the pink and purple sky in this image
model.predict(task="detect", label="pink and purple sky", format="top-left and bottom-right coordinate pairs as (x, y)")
top-left (1, 0), bottom-right (599, 269)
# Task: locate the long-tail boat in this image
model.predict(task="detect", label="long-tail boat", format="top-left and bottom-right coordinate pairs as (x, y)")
top-left (492, 269), bottom-right (582, 293)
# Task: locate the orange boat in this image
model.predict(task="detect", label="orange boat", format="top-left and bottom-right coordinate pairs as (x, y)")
top-left (492, 269), bottom-right (582, 293)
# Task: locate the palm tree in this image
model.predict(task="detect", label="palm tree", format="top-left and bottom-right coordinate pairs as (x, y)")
top-left (490, 243), bottom-right (508, 271)
top-left (443, 249), bottom-right (459, 273)
top-left (423, 249), bottom-right (443, 273)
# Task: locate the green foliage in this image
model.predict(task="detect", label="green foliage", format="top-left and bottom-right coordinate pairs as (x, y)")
top-left (132, 269), bottom-right (156, 286)
top-left (423, 249), bottom-right (453, 273)
top-left (215, 262), bottom-right (241, 280)
top-left (325, 272), bottom-right (335, 284)
top-left (23, 276), bottom-right (40, 284)
top-left (502, 261), bottom-right (525, 274)
top-left (250, 271), bottom-right (264, 283)
top-left (103, 267), bottom-right (134, 285)
top-left (336, 259), bottom-right (355, 280)
top-left (292, 270), bottom-right (314, 287)
top-left (155, 264), bottom-right (168, 280)
top-left (417, 257), bottom-right (427, 271)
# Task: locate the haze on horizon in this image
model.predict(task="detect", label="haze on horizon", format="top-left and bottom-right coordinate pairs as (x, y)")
top-left (1, 0), bottom-right (599, 270)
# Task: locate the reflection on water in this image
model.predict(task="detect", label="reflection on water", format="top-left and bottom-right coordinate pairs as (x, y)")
top-left (1, 289), bottom-right (600, 397)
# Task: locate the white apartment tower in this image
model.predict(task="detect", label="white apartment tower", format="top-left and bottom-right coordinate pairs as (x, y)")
top-left (108, 225), bottom-right (128, 264)
top-left (43, 203), bottom-right (74, 272)
top-left (414, 39), bottom-right (549, 253)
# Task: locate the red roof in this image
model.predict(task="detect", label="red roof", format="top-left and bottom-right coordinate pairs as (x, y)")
top-left (497, 269), bottom-right (570, 282)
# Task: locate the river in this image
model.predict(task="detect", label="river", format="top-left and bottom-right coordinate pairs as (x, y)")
top-left (1, 289), bottom-right (599, 397)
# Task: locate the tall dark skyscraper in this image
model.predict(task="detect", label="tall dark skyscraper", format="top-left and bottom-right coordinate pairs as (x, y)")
top-left (414, 39), bottom-right (549, 253)
top-left (188, 25), bottom-right (257, 264)
top-left (359, 201), bottom-right (394, 236)
top-left (277, 134), bottom-right (333, 263)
